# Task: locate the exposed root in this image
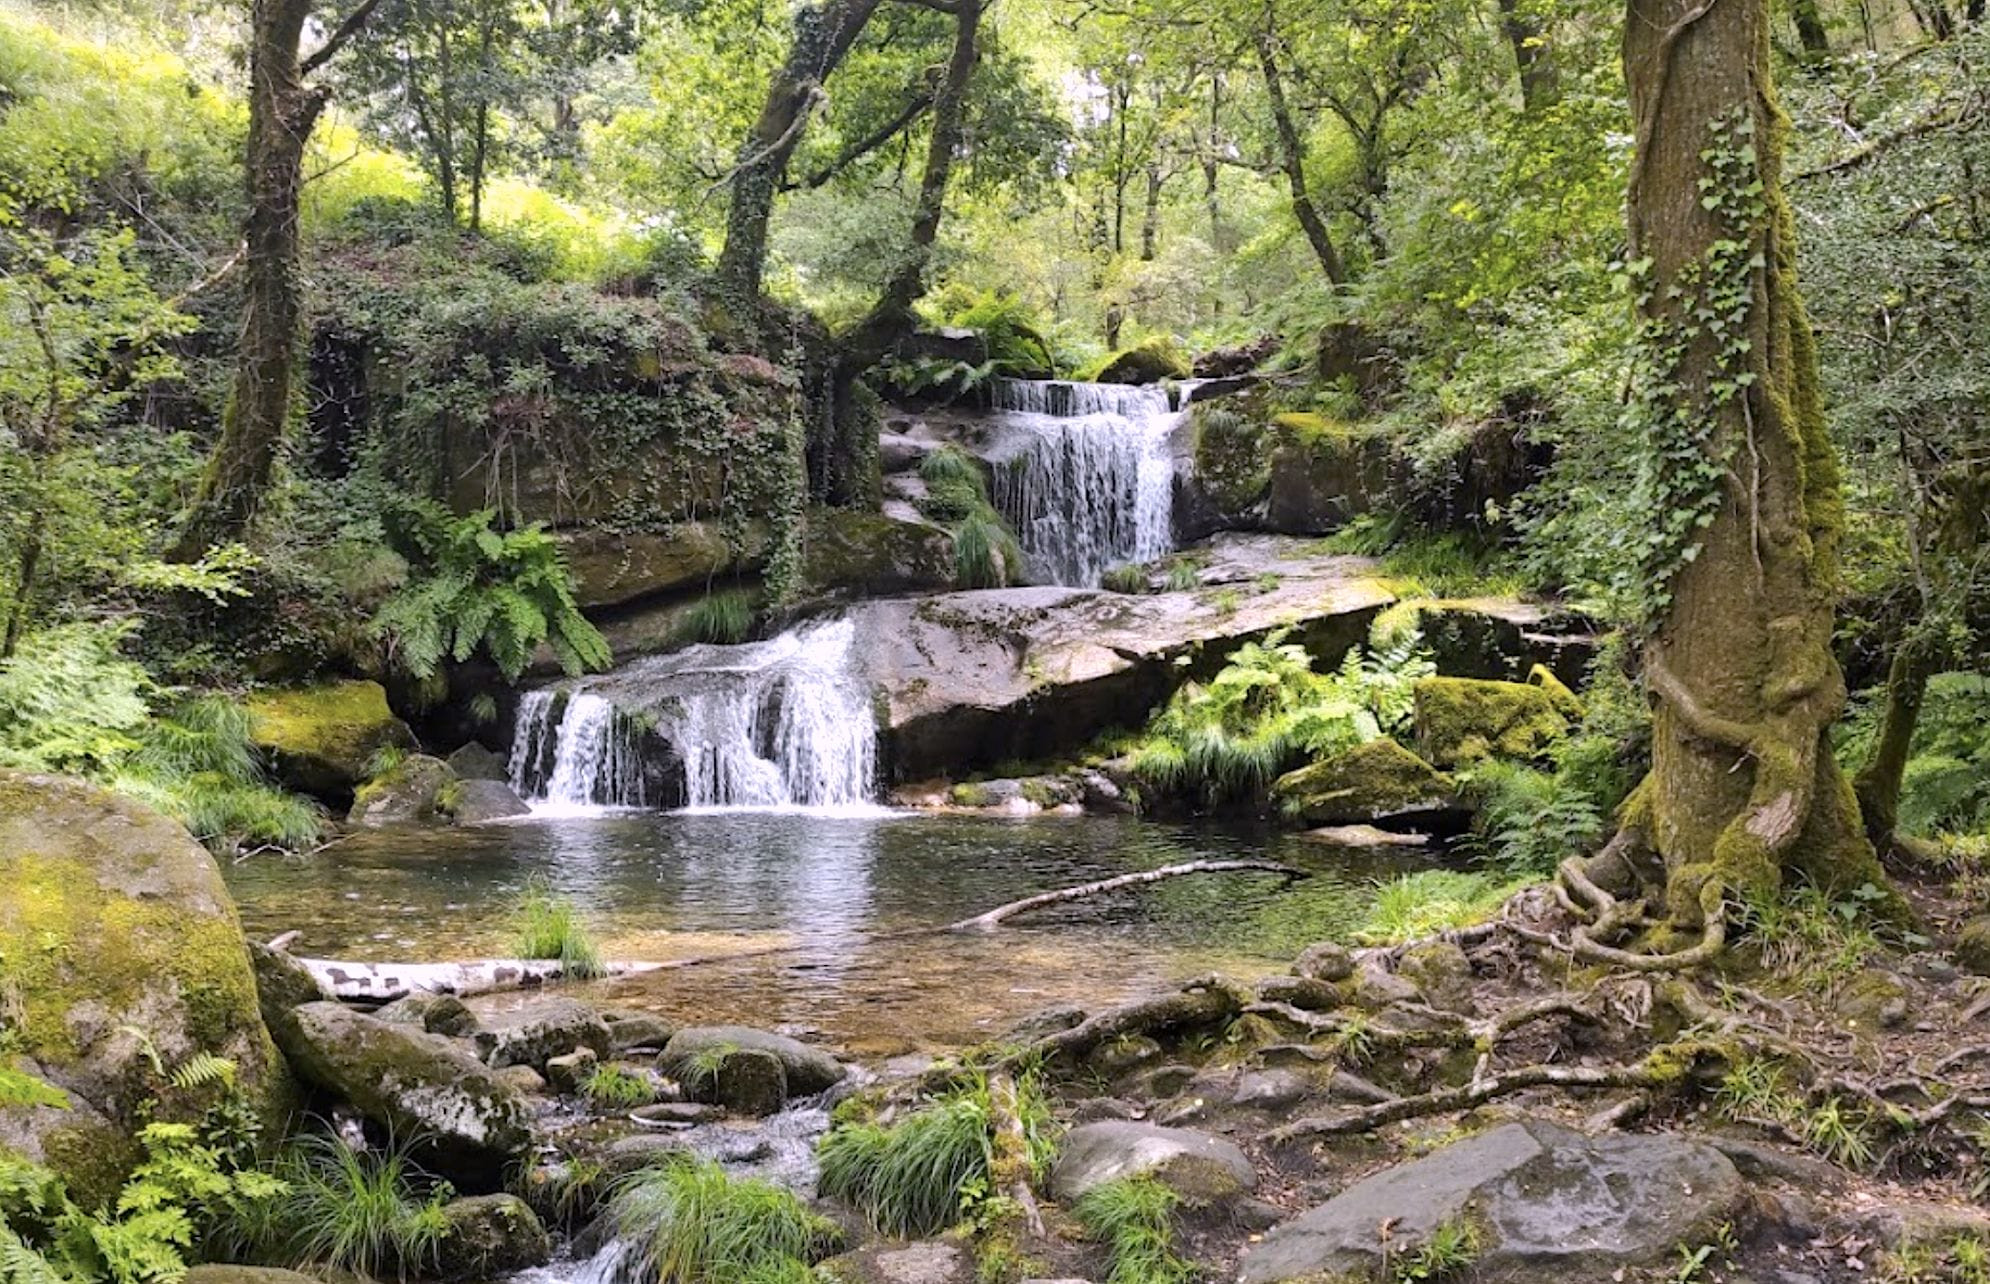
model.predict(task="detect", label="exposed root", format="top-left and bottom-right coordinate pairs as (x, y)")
top-left (1268, 1057), bottom-right (1695, 1142)
top-left (1018, 974), bottom-right (1249, 1065)
top-left (947, 860), bottom-right (1304, 931)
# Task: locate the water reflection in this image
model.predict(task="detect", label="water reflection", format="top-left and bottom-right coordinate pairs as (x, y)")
top-left (223, 812), bottom-right (1444, 1051)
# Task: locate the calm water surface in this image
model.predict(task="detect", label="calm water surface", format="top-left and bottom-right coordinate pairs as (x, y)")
top-left (223, 812), bottom-right (1441, 1054)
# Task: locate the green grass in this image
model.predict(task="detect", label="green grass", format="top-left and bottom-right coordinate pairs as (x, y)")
top-left (919, 443), bottom-right (986, 491)
top-left (1101, 563), bottom-right (1150, 594)
top-left (1163, 559), bottom-right (1202, 592)
top-left (816, 1070), bottom-right (1055, 1237)
top-left (581, 1063), bottom-right (657, 1109)
top-left (109, 695), bottom-right (327, 853)
top-left (1356, 870), bottom-right (1525, 945)
top-left (674, 590), bottom-right (755, 646)
top-left (242, 1133), bottom-right (452, 1281)
top-left (674, 1040), bottom-right (738, 1098)
top-left (1073, 1176), bottom-right (1193, 1284)
top-left (953, 512), bottom-right (1021, 589)
top-left (609, 1155), bottom-right (839, 1284)
top-left (1389, 1218), bottom-right (1480, 1282)
top-left (510, 876), bottom-right (605, 977)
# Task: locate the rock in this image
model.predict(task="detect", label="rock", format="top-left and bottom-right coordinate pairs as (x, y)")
top-left (248, 942), bottom-right (330, 1039)
top-left (1088, 1035), bottom-right (1163, 1075)
top-left (494, 1065), bottom-right (548, 1095)
top-left (1293, 942), bottom-right (1356, 983)
top-left (1193, 335), bottom-right (1276, 379)
top-left (633, 1102), bottom-right (724, 1127)
top-left (604, 1013), bottom-right (676, 1052)
top-left (662, 1026), bottom-right (846, 1095)
top-left (276, 1001), bottom-right (533, 1188)
top-left (445, 741), bottom-right (511, 781)
top-left (1255, 976), bottom-right (1341, 1012)
top-left (439, 778), bottom-right (532, 824)
top-left (1394, 940), bottom-right (1477, 1015)
top-left (879, 433), bottom-right (940, 474)
top-left (0, 772), bottom-right (290, 1208)
top-left (376, 993), bottom-right (481, 1038)
top-left (686, 1046), bottom-right (787, 1116)
top-left (1346, 960), bottom-right (1424, 1011)
top-left (560, 521), bottom-right (768, 611)
top-left (821, 1240), bottom-right (977, 1284)
top-left (803, 508), bottom-right (957, 597)
top-left (1229, 1069), bottom-right (1313, 1110)
top-left (183, 1269), bottom-right (324, 1284)
top-left (1837, 969), bottom-right (1914, 1032)
top-left (1272, 738), bottom-right (1459, 826)
top-left (473, 997), bottom-right (614, 1070)
top-left (1237, 1120), bottom-right (1747, 1284)
top-left (347, 753), bottom-right (455, 827)
top-left (545, 1048), bottom-right (599, 1094)
top-left (1264, 416), bottom-right (1404, 535)
top-left (1050, 1123), bottom-right (1257, 1205)
top-left (1094, 337), bottom-right (1191, 385)
top-left (602, 1132), bottom-right (691, 1177)
top-left (1301, 823), bottom-right (1429, 848)
top-left (436, 1194), bottom-right (552, 1279)
top-left (245, 680), bottom-right (416, 802)
top-left (1411, 676), bottom-right (1572, 767)
top-left (1955, 916), bottom-right (1990, 976)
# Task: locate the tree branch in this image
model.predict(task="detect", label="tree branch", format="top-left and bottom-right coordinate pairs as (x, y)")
top-left (302, 0), bottom-right (385, 76)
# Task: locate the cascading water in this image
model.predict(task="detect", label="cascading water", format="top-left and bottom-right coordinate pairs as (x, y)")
top-left (507, 619), bottom-right (879, 812)
top-left (987, 378), bottom-right (1181, 585)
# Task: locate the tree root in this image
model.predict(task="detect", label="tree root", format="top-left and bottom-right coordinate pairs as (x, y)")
top-left (1268, 1057), bottom-right (1693, 1142)
top-left (1542, 856), bottom-right (1730, 973)
top-left (1017, 974), bottom-right (1250, 1065)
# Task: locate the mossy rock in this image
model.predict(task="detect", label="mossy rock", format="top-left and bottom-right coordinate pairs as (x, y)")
top-left (1956, 916), bottom-right (1990, 976)
top-left (1411, 676), bottom-right (1572, 767)
top-left (1527, 663), bottom-right (1585, 721)
top-left (802, 508), bottom-right (957, 596)
top-left (1263, 416), bottom-right (1403, 535)
top-left (246, 680), bottom-right (416, 802)
top-left (1271, 739), bottom-right (1459, 826)
top-left (436, 1194), bottom-right (552, 1280)
top-left (559, 521), bottom-right (770, 610)
top-left (1091, 336), bottom-right (1191, 384)
top-left (348, 753), bottom-right (455, 828)
top-left (1190, 403), bottom-right (1273, 515)
top-left (0, 772), bottom-right (291, 1209)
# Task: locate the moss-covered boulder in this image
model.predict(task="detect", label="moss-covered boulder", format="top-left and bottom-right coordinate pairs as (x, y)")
top-left (1264, 415), bottom-right (1404, 535)
top-left (559, 521), bottom-right (770, 611)
top-left (1093, 336), bottom-right (1191, 385)
top-left (802, 508), bottom-right (956, 596)
top-left (348, 753), bottom-right (455, 827)
top-left (1271, 739), bottom-right (1459, 826)
top-left (435, 1194), bottom-right (552, 1280)
top-left (1412, 675), bottom-right (1573, 766)
top-left (276, 1002), bottom-right (533, 1189)
top-left (246, 681), bottom-right (416, 802)
top-left (0, 772), bottom-right (290, 1208)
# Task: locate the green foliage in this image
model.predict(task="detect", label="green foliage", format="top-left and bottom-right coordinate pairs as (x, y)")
top-left (0, 621), bottom-right (151, 773)
top-left (1714, 1055), bottom-right (1876, 1170)
top-left (113, 697), bottom-right (325, 853)
top-left (1131, 624), bottom-right (1435, 808)
top-left (1879, 1233), bottom-right (1990, 1284)
top-left (817, 1070), bottom-right (1055, 1238)
top-left (1356, 870), bottom-right (1522, 945)
top-left (1073, 1177), bottom-right (1192, 1284)
top-left (953, 512), bottom-right (1021, 590)
top-left (1100, 563), bottom-right (1150, 594)
top-left (1843, 673), bottom-right (1990, 839)
top-left (580, 1064), bottom-right (657, 1110)
top-left (609, 1156), bottom-right (838, 1284)
top-left (1390, 1218), bottom-right (1479, 1283)
top-left (370, 498), bottom-right (609, 684)
top-left (1737, 881), bottom-right (1882, 988)
top-left (938, 288), bottom-right (1059, 376)
top-left (0, 1060), bottom-right (68, 1110)
top-left (234, 1133), bottom-right (452, 1281)
top-left (674, 591), bottom-right (756, 647)
top-left (510, 876), bottom-right (604, 978)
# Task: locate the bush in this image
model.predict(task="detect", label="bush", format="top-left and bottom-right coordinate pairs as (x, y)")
top-left (610, 1156), bottom-right (838, 1284)
top-left (510, 877), bottom-right (604, 978)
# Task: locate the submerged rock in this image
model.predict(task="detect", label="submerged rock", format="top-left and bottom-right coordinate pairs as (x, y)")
top-left (1048, 1121), bottom-right (1257, 1205)
top-left (438, 777), bottom-right (532, 824)
top-left (245, 680), bottom-right (416, 801)
top-left (0, 772), bottom-right (290, 1208)
top-left (662, 1026), bottom-right (846, 1095)
top-left (1271, 738), bottom-right (1459, 826)
top-left (276, 1001), bottom-right (533, 1188)
top-left (1238, 1120), bottom-right (1747, 1284)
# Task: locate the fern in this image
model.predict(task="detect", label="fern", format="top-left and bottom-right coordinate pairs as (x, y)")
top-left (167, 1054), bottom-right (236, 1094)
top-left (0, 1062), bottom-right (68, 1110)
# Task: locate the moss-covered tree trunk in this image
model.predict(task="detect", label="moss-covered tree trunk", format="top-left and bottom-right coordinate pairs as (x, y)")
top-left (1622, 0), bottom-right (1894, 929)
top-left (1851, 641), bottom-right (1934, 849)
top-left (1256, 29), bottom-right (1347, 286)
top-left (173, 0), bottom-right (376, 559)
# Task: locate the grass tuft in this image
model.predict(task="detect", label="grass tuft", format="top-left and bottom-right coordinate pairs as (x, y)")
top-left (510, 875), bottom-right (604, 977)
top-left (610, 1155), bottom-right (839, 1284)
top-left (674, 590), bottom-right (755, 646)
top-left (233, 1132), bottom-right (451, 1281)
top-left (581, 1063), bottom-right (657, 1109)
top-left (1357, 870), bottom-right (1523, 945)
top-left (1101, 563), bottom-right (1150, 595)
top-left (953, 512), bottom-right (1022, 589)
top-left (1074, 1176), bottom-right (1193, 1284)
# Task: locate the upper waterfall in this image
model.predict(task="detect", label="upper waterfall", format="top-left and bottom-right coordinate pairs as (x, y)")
top-left (507, 619), bottom-right (880, 813)
top-left (986, 378), bottom-right (1181, 586)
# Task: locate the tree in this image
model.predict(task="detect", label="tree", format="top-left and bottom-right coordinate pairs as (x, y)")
top-left (1584, 0), bottom-right (1900, 954)
top-left (171, 0), bottom-right (379, 559)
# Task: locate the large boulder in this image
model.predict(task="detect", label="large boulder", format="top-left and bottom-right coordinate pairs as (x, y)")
top-left (1412, 675), bottom-right (1574, 767)
top-left (347, 753), bottom-right (455, 827)
top-left (1048, 1122), bottom-right (1257, 1205)
top-left (660, 1026), bottom-right (846, 1096)
top-left (246, 942), bottom-right (330, 1042)
top-left (1264, 416), bottom-right (1404, 535)
top-left (245, 681), bottom-right (416, 802)
top-left (0, 773), bottom-right (291, 1208)
top-left (470, 996), bottom-right (613, 1071)
top-left (1238, 1120), bottom-right (1748, 1284)
top-left (560, 521), bottom-right (770, 611)
top-left (1093, 337), bottom-right (1191, 385)
top-left (438, 778), bottom-right (532, 824)
top-left (435, 1194), bottom-right (552, 1279)
top-left (803, 509), bottom-right (957, 597)
top-left (276, 1001), bottom-right (533, 1188)
top-left (1271, 738), bottom-right (1460, 827)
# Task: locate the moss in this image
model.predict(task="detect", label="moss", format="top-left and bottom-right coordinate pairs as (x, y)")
top-left (1190, 405), bottom-right (1270, 513)
top-left (1526, 664), bottom-right (1584, 721)
top-left (244, 681), bottom-right (414, 795)
top-left (949, 782), bottom-right (994, 808)
top-left (1270, 412), bottom-right (1359, 446)
top-left (1411, 677), bottom-right (1572, 767)
top-left (1088, 335), bottom-right (1191, 383)
top-left (1271, 739), bottom-right (1456, 825)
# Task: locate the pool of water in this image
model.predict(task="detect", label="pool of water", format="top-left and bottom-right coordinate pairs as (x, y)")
top-left (223, 812), bottom-right (1443, 1056)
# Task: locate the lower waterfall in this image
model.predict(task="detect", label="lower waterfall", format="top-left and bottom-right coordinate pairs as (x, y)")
top-left (507, 618), bottom-right (878, 812)
top-left (987, 377), bottom-right (1180, 585)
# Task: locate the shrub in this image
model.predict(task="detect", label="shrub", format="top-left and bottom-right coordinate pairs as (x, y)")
top-left (673, 590), bottom-right (755, 647)
top-left (610, 1156), bottom-right (838, 1284)
top-left (1073, 1177), bottom-right (1192, 1284)
top-left (510, 877), bottom-right (604, 978)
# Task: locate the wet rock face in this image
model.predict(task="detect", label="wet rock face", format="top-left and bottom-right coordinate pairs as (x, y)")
top-left (275, 1002), bottom-right (533, 1190)
top-left (698, 1046), bottom-right (789, 1117)
top-left (1049, 1121), bottom-right (1258, 1206)
top-left (1238, 1120), bottom-right (1748, 1284)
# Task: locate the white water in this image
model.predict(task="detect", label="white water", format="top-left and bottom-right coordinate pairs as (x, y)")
top-left (988, 378), bottom-right (1181, 586)
top-left (507, 619), bottom-right (881, 813)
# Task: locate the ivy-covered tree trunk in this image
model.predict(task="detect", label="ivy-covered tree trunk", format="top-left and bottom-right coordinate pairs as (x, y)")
top-left (713, 0), bottom-right (884, 310)
top-left (1620, 0), bottom-right (1896, 930)
top-left (174, 0), bottom-right (376, 558)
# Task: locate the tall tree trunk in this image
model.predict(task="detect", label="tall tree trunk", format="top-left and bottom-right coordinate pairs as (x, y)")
top-left (1256, 32), bottom-right (1346, 285)
top-left (1497, 0), bottom-right (1561, 111)
top-left (714, 0), bottom-right (884, 309)
top-left (1140, 163), bottom-right (1163, 261)
top-left (1621, 0), bottom-right (1896, 928)
top-left (173, 0), bottom-right (325, 558)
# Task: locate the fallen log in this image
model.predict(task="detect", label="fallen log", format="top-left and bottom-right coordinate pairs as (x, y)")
top-left (945, 859), bottom-right (1302, 931)
top-left (299, 957), bottom-right (669, 1002)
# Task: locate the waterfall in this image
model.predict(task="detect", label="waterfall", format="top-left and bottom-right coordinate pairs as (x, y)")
top-left (507, 619), bottom-right (879, 813)
top-left (987, 378), bottom-right (1180, 586)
